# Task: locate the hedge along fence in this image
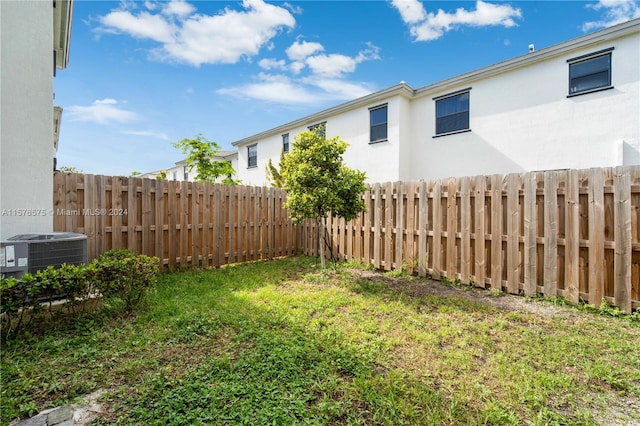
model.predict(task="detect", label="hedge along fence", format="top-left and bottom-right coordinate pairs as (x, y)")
top-left (53, 173), bottom-right (297, 269)
top-left (54, 166), bottom-right (640, 312)
top-left (299, 166), bottom-right (640, 313)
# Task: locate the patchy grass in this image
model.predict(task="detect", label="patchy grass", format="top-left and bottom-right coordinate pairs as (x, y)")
top-left (2, 256), bottom-right (639, 425)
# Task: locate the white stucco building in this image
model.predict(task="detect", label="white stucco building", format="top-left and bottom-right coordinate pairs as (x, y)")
top-left (232, 18), bottom-right (640, 186)
top-left (140, 151), bottom-right (239, 182)
top-left (0, 0), bottom-right (73, 240)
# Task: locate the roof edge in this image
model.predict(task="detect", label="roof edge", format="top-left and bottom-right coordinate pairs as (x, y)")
top-left (53, 0), bottom-right (73, 69)
top-left (414, 17), bottom-right (640, 97)
top-left (231, 82), bottom-right (414, 146)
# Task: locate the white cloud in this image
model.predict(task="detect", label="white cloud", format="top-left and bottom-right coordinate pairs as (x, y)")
top-left (99, 10), bottom-right (175, 43)
top-left (582, 0), bottom-right (640, 31)
top-left (391, 0), bottom-right (426, 24)
top-left (289, 61), bottom-right (306, 74)
top-left (217, 73), bottom-right (321, 105)
top-left (218, 42), bottom-right (380, 105)
top-left (305, 54), bottom-right (358, 78)
top-left (285, 39), bottom-right (324, 61)
top-left (217, 72), bottom-right (374, 105)
top-left (301, 77), bottom-right (374, 100)
top-left (98, 0), bottom-right (295, 66)
top-left (392, 0), bottom-right (522, 41)
top-left (304, 44), bottom-right (379, 78)
top-left (259, 58), bottom-right (288, 71)
top-left (66, 99), bottom-right (138, 125)
top-left (122, 130), bottom-right (170, 140)
top-left (162, 0), bottom-right (195, 17)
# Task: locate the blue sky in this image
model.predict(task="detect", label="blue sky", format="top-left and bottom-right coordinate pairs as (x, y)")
top-left (55, 0), bottom-right (640, 176)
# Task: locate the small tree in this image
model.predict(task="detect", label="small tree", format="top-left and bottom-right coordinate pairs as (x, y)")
top-left (265, 147), bottom-right (286, 188)
top-left (280, 131), bottom-right (366, 268)
top-left (173, 133), bottom-right (240, 184)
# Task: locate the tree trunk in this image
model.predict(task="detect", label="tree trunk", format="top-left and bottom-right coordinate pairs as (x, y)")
top-left (318, 218), bottom-right (326, 269)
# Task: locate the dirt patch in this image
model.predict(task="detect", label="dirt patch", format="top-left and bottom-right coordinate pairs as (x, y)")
top-left (353, 269), bottom-right (575, 318)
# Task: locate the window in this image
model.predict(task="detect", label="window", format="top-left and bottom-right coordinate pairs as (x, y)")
top-left (183, 166), bottom-right (189, 181)
top-left (282, 133), bottom-right (289, 153)
top-left (172, 171), bottom-right (177, 181)
top-left (568, 48), bottom-right (613, 96)
top-left (369, 104), bottom-right (388, 143)
top-left (247, 144), bottom-right (257, 168)
top-left (434, 89), bottom-right (470, 136)
top-left (308, 122), bottom-right (326, 138)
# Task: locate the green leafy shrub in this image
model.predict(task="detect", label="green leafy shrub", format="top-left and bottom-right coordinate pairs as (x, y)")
top-left (1, 264), bottom-right (90, 336)
top-left (88, 249), bottom-right (160, 311)
top-left (1, 251), bottom-right (159, 337)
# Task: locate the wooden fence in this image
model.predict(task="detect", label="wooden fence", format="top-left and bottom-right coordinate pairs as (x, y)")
top-left (299, 166), bottom-right (640, 312)
top-left (53, 172), bottom-right (297, 269)
top-left (53, 167), bottom-right (640, 312)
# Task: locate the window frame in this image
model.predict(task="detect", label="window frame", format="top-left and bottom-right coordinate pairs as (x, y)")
top-left (183, 166), bottom-right (189, 181)
top-left (282, 133), bottom-right (290, 153)
top-left (567, 47), bottom-right (614, 97)
top-left (369, 104), bottom-right (388, 144)
top-left (433, 88), bottom-right (471, 138)
top-left (308, 122), bottom-right (327, 138)
top-left (247, 144), bottom-right (258, 169)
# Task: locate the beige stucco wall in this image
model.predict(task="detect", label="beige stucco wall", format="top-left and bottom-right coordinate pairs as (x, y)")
top-left (1, 0), bottom-right (55, 239)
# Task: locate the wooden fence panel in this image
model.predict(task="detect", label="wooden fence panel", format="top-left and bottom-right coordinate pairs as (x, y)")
top-left (53, 166), bottom-right (640, 311)
top-left (53, 174), bottom-right (294, 270)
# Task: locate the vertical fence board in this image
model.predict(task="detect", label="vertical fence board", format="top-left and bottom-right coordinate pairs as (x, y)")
top-left (490, 175), bottom-right (503, 290)
top-left (395, 182), bottom-right (404, 270)
top-left (460, 177), bottom-right (471, 284)
top-left (384, 182), bottom-right (393, 270)
top-left (418, 181), bottom-right (428, 277)
top-left (192, 182), bottom-right (201, 267)
top-left (544, 172), bottom-right (558, 297)
top-left (373, 184), bottom-right (382, 269)
top-left (364, 187), bottom-right (372, 266)
top-left (212, 184), bottom-right (221, 267)
top-left (201, 183), bottom-right (210, 267)
top-left (506, 173), bottom-right (520, 294)
top-left (83, 174), bottom-right (96, 260)
top-left (432, 181), bottom-right (442, 278)
top-left (446, 178), bottom-right (457, 280)
top-left (96, 175), bottom-right (107, 256)
top-left (565, 170), bottom-right (580, 303)
top-left (142, 178), bottom-right (152, 257)
top-left (405, 182), bottom-right (416, 275)
top-left (179, 182), bottom-right (189, 267)
top-left (589, 169), bottom-right (605, 305)
top-left (614, 166), bottom-right (632, 312)
top-left (523, 172), bottom-right (537, 296)
top-left (474, 176), bottom-right (486, 287)
top-left (111, 177), bottom-right (123, 253)
top-left (167, 181), bottom-right (177, 269)
top-left (53, 173), bottom-right (66, 231)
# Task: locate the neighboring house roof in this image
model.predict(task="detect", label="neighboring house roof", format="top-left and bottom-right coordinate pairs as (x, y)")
top-left (232, 17), bottom-right (640, 147)
top-left (139, 151), bottom-right (239, 177)
top-left (53, 0), bottom-right (73, 70)
top-left (173, 150), bottom-right (238, 167)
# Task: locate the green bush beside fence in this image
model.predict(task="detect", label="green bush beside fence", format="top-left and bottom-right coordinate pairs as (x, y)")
top-left (1, 250), bottom-right (159, 337)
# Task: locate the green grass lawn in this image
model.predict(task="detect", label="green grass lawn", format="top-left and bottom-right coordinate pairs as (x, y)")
top-left (2, 256), bottom-right (639, 425)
